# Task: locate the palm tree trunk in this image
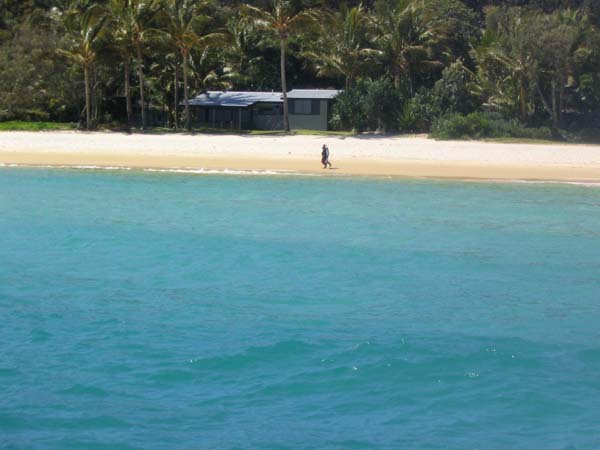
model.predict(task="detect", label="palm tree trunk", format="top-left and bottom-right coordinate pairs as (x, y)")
top-left (280, 36), bottom-right (289, 132)
top-left (173, 60), bottom-right (179, 130)
top-left (136, 42), bottom-right (147, 129)
top-left (393, 65), bottom-right (401, 90)
top-left (125, 55), bottom-right (132, 128)
top-left (538, 79), bottom-right (560, 138)
top-left (407, 69), bottom-right (415, 96)
top-left (84, 64), bottom-right (91, 130)
top-left (346, 72), bottom-right (354, 89)
top-left (183, 49), bottom-right (191, 131)
top-left (519, 77), bottom-right (527, 123)
top-left (558, 82), bottom-right (564, 126)
top-left (537, 82), bottom-right (552, 117)
top-left (551, 78), bottom-right (559, 129)
top-left (92, 63), bottom-right (99, 124)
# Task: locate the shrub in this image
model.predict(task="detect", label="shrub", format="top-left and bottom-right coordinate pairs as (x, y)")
top-left (431, 113), bottom-right (479, 139)
top-left (0, 121), bottom-right (75, 131)
top-left (330, 77), bottom-right (404, 132)
top-left (400, 60), bottom-right (480, 133)
top-left (579, 128), bottom-right (600, 143)
top-left (431, 60), bottom-right (479, 116)
top-left (430, 112), bottom-right (552, 140)
top-left (330, 83), bottom-right (368, 131)
top-left (400, 91), bottom-right (437, 132)
top-left (0, 108), bottom-right (50, 122)
top-left (364, 77), bottom-right (404, 132)
top-left (565, 128), bottom-right (600, 144)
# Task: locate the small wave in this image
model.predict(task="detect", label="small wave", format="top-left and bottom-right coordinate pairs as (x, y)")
top-left (59, 384), bottom-right (109, 397)
top-left (71, 165), bottom-right (132, 171)
top-left (560, 181), bottom-right (600, 187)
top-left (507, 179), bottom-right (600, 188)
top-left (187, 340), bottom-right (319, 372)
top-left (1, 163), bottom-right (317, 177)
top-left (143, 167), bottom-right (313, 176)
top-left (0, 163), bottom-right (132, 171)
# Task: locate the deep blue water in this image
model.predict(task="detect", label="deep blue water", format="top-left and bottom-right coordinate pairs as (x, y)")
top-left (1, 168), bottom-right (600, 449)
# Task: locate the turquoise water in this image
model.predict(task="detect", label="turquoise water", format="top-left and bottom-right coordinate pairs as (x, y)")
top-left (1, 168), bottom-right (600, 449)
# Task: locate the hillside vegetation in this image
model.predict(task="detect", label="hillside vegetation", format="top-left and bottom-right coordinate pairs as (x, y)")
top-left (1, 0), bottom-right (599, 140)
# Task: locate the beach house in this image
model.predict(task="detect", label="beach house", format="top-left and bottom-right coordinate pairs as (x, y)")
top-left (286, 89), bottom-right (341, 131)
top-left (188, 89), bottom-right (341, 131)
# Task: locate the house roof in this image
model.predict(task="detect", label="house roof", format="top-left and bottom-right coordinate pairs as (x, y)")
top-left (287, 89), bottom-right (342, 99)
top-left (189, 91), bottom-right (282, 107)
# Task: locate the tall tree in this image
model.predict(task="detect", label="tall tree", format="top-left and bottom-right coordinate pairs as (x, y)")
top-left (221, 13), bottom-right (261, 89)
top-left (475, 6), bottom-right (594, 130)
top-left (162, 0), bottom-right (223, 131)
top-left (372, 0), bottom-right (443, 93)
top-left (123, 0), bottom-right (160, 129)
top-left (107, 0), bottom-right (136, 128)
top-left (148, 51), bottom-right (179, 127)
top-left (532, 8), bottom-right (592, 131)
top-left (306, 3), bottom-right (377, 88)
top-left (243, 0), bottom-right (317, 132)
top-left (471, 7), bottom-right (536, 122)
top-left (58, 1), bottom-right (106, 129)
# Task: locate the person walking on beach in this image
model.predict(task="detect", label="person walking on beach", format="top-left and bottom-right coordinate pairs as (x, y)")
top-left (321, 144), bottom-right (332, 169)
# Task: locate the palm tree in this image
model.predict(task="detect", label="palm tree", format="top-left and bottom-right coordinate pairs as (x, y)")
top-left (306, 3), bottom-right (376, 88)
top-left (222, 14), bottom-right (260, 89)
top-left (116, 0), bottom-right (160, 129)
top-left (162, 0), bottom-right (224, 131)
top-left (471, 29), bottom-right (531, 122)
top-left (148, 53), bottom-right (179, 127)
top-left (242, 0), bottom-right (317, 132)
top-left (107, 0), bottom-right (136, 128)
top-left (372, 0), bottom-right (443, 93)
top-left (533, 9), bottom-right (592, 131)
top-left (58, 1), bottom-right (106, 130)
top-left (473, 7), bottom-right (592, 128)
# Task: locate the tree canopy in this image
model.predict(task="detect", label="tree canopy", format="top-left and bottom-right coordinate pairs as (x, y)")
top-left (0, 0), bottom-right (599, 137)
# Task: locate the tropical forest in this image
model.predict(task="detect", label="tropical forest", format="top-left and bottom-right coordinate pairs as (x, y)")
top-left (1, 0), bottom-right (600, 140)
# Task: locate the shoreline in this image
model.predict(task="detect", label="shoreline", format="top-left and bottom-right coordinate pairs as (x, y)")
top-left (4, 155), bottom-right (600, 185)
top-left (4, 164), bottom-right (600, 188)
top-left (2, 131), bottom-right (600, 183)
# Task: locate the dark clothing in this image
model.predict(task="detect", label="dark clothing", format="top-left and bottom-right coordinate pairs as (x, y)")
top-left (321, 146), bottom-right (331, 168)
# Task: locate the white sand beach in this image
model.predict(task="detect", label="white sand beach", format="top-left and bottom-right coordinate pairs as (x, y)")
top-left (2, 131), bottom-right (600, 182)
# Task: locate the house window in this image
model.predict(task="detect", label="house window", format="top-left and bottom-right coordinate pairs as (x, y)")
top-left (292, 99), bottom-right (320, 115)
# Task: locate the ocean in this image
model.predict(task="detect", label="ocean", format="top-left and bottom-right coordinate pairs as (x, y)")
top-left (1, 168), bottom-right (600, 449)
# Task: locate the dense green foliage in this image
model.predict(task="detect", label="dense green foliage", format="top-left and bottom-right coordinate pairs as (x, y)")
top-left (330, 78), bottom-right (404, 131)
top-left (1, 0), bottom-right (599, 139)
top-left (0, 121), bottom-right (76, 131)
top-left (430, 112), bottom-right (552, 140)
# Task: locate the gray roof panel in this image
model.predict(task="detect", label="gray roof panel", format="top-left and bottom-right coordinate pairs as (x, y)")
top-left (287, 89), bottom-right (342, 99)
top-left (189, 91), bottom-right (283, 107)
